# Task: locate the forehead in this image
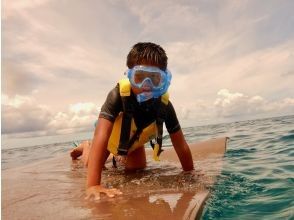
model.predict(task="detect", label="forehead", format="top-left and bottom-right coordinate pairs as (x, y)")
top-left (136, 59), bottom-right (161, 69)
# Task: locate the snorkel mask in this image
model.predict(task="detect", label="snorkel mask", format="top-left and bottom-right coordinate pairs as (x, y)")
top-left (126, 65), bottom-right (172, 103)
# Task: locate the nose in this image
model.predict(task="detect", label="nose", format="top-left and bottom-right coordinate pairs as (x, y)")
top-left (141, 78), bottom-right (153, 89)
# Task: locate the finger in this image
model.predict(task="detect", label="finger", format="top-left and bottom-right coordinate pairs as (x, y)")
top-left (116, 156), bottom-right (127, 164)
top-left (105, 191), bottom-right (115, 198)
top-left (104, 189), bottom-right (122, 198)
top-left (118, 157), bottom-right (125, 163)
top-left (85, 193), bottom-right (91, 200)
top-left (85, 189), bottom-right (95, 200)
top-left (94, 193), bottom-right (101, 201)
top-left (109, 188), bottom-right (123, 195)
top-left (113, 189), bottom-right (123, 195)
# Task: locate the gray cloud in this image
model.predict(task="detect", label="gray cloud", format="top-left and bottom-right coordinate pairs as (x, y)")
top-left (1, 94), bottom-right (99, 135)
top-left (280, 71), bottom-right (294, 77)
top-left (2, 61), bottom-right (45, 96)
top-left (2, 102), bottom-right (52, 134)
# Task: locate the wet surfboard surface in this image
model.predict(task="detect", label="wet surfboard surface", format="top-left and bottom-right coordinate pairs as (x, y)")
top-left (2, 137), bottom-right (228, 220)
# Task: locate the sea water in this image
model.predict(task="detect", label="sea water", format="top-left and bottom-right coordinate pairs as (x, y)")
top-left (1, 115), bottom-right (294, 219)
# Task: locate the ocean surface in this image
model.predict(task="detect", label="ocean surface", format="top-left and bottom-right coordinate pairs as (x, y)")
top-left (2, 115), bottom-right (294, 219)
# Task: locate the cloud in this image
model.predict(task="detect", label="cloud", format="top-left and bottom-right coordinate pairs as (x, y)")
top-left (1, 94), bottom-right (99, 135)
top-left (2, 94), bottom-right (52, 134)
top-left (3, 0), bottom-right (51, 19)
top-left (2, 60), bottom-right (45, 96)
top-left (174, 89), bottom-right (294, 126)
top-left (2, 88), bottom-right (293, 135)
top-left (214, 89), bottom-right (263, 117)
top-left (214, 89), bottom-right (294, 118)
top-left (2, 0), bottom-right (294, 134)
top-left (48, 102), bottom-right (99, 133)
top-left (126, 1), bottom-right (203, 42)
top-left (166, 38), bottom-right (294, 109)
top-left (2, 0), bottom-right (127, 93)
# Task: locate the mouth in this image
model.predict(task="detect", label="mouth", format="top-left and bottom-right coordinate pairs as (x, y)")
top-left (141, 88), bottom-right (152, 92)
top-left (141, 84), bottom-right (153, 92)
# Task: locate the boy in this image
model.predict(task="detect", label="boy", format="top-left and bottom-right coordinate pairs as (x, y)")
top-left (71, 42), bottom-right (194, 199)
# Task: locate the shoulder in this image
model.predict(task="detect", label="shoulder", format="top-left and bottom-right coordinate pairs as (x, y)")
top-left (165, 100), bottom-right (176, 113)
top-left (165, 101), bottom-right (178, 119)
top-left (105, 84), bottom-right (121, 103)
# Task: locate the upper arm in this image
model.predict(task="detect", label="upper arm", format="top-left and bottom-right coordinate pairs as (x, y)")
top-left (93, 117), bottom-right (114, 142)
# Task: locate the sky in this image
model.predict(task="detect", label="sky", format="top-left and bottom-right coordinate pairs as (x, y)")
top-left (2, 0), bottom-right (294, 136)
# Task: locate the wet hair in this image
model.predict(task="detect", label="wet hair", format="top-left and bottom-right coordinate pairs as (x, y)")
top-left (126, 42), bottom-right (168, 70)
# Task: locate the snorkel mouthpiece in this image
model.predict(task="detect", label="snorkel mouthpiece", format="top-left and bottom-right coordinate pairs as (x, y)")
top-left (136, 91), bottom-right (153, 103)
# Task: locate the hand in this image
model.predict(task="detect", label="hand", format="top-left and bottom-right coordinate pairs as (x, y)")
top-left (114, 155), bottom-right (127, 166)
top-left (183, 169), bottom-right (205, 177)
top-left (85, 185), bottom-right (122, 201)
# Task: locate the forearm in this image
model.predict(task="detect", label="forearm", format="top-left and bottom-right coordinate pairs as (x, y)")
top-left (170, 130), bottom-right (194, 171)
top-left (87, 118), bottom-right (113, 188)
top-left (87, 138), bottom-right (104, 187)
top-left (177, 142), bottom-right (194, 171)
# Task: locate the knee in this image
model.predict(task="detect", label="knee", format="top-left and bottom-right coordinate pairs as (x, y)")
top-left (125, 147), bottom-right (146, 170)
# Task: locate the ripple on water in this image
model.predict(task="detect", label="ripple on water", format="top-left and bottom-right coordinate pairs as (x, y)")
top-left (278, 133), bottom-right (294, 142)
top-left (203, 116), bottom-right (294, 219)
top-left (202, 172), bottom-right (264, 219)
top-left (226, 148), bottom-right (257, 157)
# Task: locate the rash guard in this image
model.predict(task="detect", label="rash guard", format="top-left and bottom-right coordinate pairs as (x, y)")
top-left (99, 84), bottom-right (181, 134)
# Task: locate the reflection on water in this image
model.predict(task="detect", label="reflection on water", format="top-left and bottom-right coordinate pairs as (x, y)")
top-left (86, 190), bottom-right (208, 220)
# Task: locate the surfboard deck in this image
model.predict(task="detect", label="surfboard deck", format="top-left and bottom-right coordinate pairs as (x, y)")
top-left (2, 137), bottom-right (228, 220)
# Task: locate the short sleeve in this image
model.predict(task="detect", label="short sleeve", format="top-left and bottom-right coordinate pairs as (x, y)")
top-left (165, 101), bottom-right (181, 134)
top-left (99, 84), bottom-right (122, 122)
